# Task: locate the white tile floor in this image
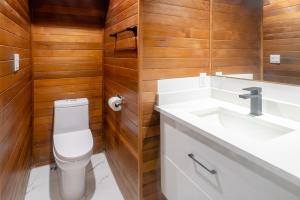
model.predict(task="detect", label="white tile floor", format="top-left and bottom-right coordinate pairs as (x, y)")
top-left (25, 153), bottom-right (124, 200)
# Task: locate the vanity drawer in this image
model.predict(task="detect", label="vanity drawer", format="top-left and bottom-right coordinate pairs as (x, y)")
top-left (161, 155), bottom-right (211, 200)
top-left (161, 116), bottom-right (299, 200)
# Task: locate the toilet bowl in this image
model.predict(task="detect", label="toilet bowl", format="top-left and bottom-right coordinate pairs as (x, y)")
top-left (53, 98), bottom-right (93, 200)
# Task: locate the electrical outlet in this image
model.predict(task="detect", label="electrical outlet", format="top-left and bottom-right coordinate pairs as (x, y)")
top-left (13, 54), bottom-right (20, 72)
top-left (270, 54), bottom-right (280, 64)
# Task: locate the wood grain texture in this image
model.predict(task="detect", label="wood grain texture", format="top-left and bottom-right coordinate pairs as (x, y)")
top-left (31, 1), bottom-right (107, 166)
top-left (0, 0), bottom-right (32, 199)
top-left (212, 0), bottom-right (262, 77)
top-left (31, 0), bottom-right (107, 27)
top-left (263, 0), bottom-right (300, 84)
top-left (140, 0), bottom-right (210, 199)
top-left (104, 0), bottom-right (139, 200)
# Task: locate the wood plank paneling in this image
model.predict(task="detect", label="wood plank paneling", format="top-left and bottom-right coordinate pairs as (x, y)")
top-left (141, 0), bottom-right (211, 199)
top-left (104, 0), bottom-right (139, 200)
top-left (31, 1), bottom-right (107, 166)
top-left (263, 0), bottom-right (300, 85)
top-left (212, 0), bottom-right (262, 77)
top-left (0, 0), bottom-right (32, 199)
top-left (31, 0), bottom-right (107, 27)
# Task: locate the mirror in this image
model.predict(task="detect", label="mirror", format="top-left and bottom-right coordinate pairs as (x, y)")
top-left (212, 0), bottom-right (262, 81)
top-left (212, 0), bottom-right (300, 85)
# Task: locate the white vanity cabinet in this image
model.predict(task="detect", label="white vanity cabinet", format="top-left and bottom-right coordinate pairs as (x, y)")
top-left (160, 115), bottom-right (300, 200)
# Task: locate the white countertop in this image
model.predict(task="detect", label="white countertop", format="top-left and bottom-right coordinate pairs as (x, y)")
top-left (156, 98), bottom-right (300, 188)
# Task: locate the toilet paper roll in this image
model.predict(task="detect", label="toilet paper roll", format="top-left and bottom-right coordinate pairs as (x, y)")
top-left (108, 96), bottom-right (122, 112)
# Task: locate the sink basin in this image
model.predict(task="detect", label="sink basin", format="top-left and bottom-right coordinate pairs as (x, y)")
top-left (192, 107), bottom-right (293, 143)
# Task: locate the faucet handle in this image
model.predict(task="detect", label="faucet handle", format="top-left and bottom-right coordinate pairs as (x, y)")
top-left (242, 87), bottom-right (262, 94)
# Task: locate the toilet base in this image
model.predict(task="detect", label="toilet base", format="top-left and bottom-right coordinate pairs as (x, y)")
top-left (53, 145), bottom-right (92, 200)
top-left (59, 167), bottom-right (86, 200)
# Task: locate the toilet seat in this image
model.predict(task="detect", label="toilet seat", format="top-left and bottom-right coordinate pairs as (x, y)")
top-left (53, 129), bottom-right (93, 162)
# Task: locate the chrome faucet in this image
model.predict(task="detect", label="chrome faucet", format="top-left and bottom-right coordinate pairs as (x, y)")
top-left (239, 87), bottom-right (262, 116)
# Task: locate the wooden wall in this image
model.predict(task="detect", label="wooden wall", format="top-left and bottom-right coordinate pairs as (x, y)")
top-left (0, 0), bottom-right (32, 199)
top-left (104, 0), bottom-right (139, 200)
top-left (212, 0), bottom-right (262, 77)
top-left (31, 0), bottom-right (107, 26)
top-left (141, 0), bottom-right (211, 199)
top-left (31, 0), bottom-right (107, 165)
top-left (263, 0), bottom-right (300, 85)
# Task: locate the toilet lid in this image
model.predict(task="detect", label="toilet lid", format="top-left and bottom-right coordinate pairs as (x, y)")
top-left (53, 129), bottom-right (93, 161)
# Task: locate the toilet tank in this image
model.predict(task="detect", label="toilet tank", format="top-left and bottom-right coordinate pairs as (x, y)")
top-left (54, 98), bottom-right (89, 134)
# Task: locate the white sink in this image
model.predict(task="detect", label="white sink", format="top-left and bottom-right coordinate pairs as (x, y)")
top-left (192, 107), bottom-right (294, 143)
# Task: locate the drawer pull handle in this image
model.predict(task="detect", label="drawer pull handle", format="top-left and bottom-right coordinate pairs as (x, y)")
top-left (188, 154), bottom-right (217, 175)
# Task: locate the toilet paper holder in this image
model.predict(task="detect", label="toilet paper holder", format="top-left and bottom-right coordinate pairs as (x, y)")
top-left (115, 95), bottom-right (124, 107)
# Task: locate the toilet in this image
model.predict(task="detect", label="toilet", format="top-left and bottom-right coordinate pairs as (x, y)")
top-left (53, 98), bottom-right (93, 200)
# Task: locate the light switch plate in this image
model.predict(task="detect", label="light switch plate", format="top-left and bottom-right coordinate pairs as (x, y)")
top-left (13, 54), bottom-right (20, 72)
top-left (270, 54), bottom-right (280, 64)
top-left (199, 73), bottom-right (208, 87)
top-left (215, 72), bottom-right (223, 76)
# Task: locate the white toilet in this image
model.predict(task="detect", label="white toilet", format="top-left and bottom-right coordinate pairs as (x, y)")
top-left (53, 98), bottom-right (93, 200)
